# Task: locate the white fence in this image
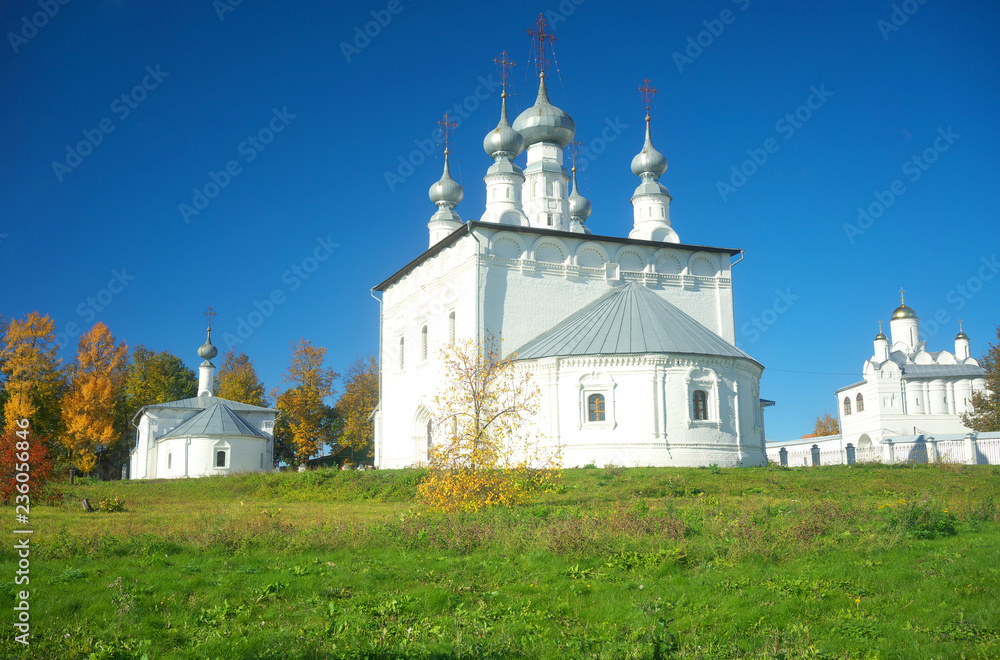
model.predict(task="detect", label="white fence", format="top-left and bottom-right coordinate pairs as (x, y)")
top-left (767, 435), bottom-right (1000, 467)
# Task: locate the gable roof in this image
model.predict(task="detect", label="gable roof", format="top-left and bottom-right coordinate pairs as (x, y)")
top-left (514, 281), bottom-right (758, 365)
top-left (902, 364), bottom-right (984, 379)
top-left (159, 401), bottom-right (267, 440)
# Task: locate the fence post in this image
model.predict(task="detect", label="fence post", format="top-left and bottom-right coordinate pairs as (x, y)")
top-left (811, 444), bottom-right (821, 467)
top-left (779, 447), bottom-right (788, 467)
top-left (845, 443), bottom-right (856, 465)
top-left (926, 436), bottom-right (938, 464)
top-left (884, 439), bottom-right (895, 464)
top-left (965, 433), bottom-right (978, 465)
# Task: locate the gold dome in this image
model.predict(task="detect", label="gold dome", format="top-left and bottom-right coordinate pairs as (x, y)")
top-left (891, 304), bottom-right (917, 320)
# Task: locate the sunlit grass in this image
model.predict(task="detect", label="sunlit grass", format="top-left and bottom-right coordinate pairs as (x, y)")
top-left (2, 463), bottom-right (999, 658)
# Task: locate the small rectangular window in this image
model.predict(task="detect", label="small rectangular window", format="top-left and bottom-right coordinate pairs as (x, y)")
top-left (216, 450), bottom-right (227, 468)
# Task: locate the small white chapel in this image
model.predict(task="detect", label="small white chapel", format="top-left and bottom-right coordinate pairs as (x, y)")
top-left (128, 326), bottom-right (277, 479)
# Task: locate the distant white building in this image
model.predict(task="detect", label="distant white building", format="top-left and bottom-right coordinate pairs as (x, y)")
top-left (837, 294), bottom-right (985, 451)
top-left (128, 328), bottom-right (277, 479)
top-left (766, 294), bottom-right (992, 466)
top-left (371, 53), bottom-right (770, 469)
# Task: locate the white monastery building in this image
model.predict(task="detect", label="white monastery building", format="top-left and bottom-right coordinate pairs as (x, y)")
top-left (836, 295), bottom-right (986, 451)
top-left (766, 294), bottom-right (991, 466)
top-left (128, 328), bottom-right (277, 479)
top-left (372, 36), bottom-right (769, 469)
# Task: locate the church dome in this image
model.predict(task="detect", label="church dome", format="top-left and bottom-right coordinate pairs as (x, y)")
top-left (956, 330), bottom-right (969, 340)
top-left (512, 72), bottom-right (575, 148)
top-left (875, 330), bottom-right (888, 341)
top-left (428, 153), bottom-right (464, 206)
top-left (631, 118), bottom-right (667, 178)
top-left (568, 166), bottom-right (591, 221)
top-left (483, 93), bottom-right (524, 159)
top-left (891, 304), bottom-right (917, 320)
top-left (198, 329), bottom-right (218, 360)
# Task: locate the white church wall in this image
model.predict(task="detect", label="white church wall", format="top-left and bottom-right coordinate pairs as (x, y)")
top-left (378, 236), bottom-right (479, 468)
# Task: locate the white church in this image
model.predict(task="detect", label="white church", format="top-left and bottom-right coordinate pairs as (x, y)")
top-left (371, 45), bottom-right (770, 468)
top-left (767, 294), bottom-right (990, 465)
top-left (128, 328), bottom-right (277, 479)
top-left (836, 296), bottom-right (986, 451)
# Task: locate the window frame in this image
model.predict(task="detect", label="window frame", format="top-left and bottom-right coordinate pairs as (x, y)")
top-left (587, 393), bottom-right (606, 422)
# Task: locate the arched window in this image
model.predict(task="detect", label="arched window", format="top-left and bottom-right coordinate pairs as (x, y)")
top-left (167, 453), bottom-right (172, 469)
top-left (693, 390), bottom-right (708, 421)
top-left (399, 337), bottom-right (405, 369)
top-left (843, 397), bottom-right (852, 416)
top-left (421, 325), bottom-right (428, 361)
top-left (448, 311), bottom-right (456, 343)
top-left (856, 393), bottom-right (864, 413)
top-left (588, 394), bottom-right (606, 422)
top-left (216, 450), bottom-right (227, 468)
top-left (260, 453), bottom-right (264, 469)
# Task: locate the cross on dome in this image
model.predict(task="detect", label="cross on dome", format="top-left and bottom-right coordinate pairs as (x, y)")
top-left (526, 13), bottom-right (556, 75)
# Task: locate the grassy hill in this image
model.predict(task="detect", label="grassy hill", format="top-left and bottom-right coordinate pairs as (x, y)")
top-left (3, 463), bottom-right (999, 659)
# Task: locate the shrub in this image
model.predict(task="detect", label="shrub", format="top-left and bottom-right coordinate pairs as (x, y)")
top-left (0, 430), bottom-right (56, 504)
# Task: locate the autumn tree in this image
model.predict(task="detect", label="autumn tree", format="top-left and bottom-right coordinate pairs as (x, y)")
top-left (215, 350), bottom-right (268, 407)
top-left (272, 339), bottom-right (339, 465)
top-left (0, 312), bottom-right (66, 441)
top-left (417, 335), bottom-right (560, 512)
top-left (124, 346), bottom-right (197, 415)
top-left (62, 322), bottom-right (128, 473)
top-left (813, 412), bottom-right (841, 437)
top-left (962, 325), bottom-right (1000, 432)
top-left (334, 355), bottom-right (378, 461)
top-left (0, 426), bottom-right (56, 503)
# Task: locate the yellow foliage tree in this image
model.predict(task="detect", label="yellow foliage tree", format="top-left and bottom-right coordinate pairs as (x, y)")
top-left (417, 335), bottom-right (561, 512)
top-left (215, 350), bottom-right (268, 407)
top-left (63, 322), bottom-right (128, 473)
top-left (334, 355), bottom-right (378, 458)
top-left (813, 412), bottom-right (841, 437)
top-left (0, 312), bottom-right (66, 439)
top-left (272, 339), bottom-right (338, 465)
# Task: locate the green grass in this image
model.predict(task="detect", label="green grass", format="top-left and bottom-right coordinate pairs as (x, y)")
top-left (3, 463), bottom-right (1000, 658)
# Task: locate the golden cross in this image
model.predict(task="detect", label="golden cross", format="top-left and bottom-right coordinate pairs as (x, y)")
top-left (526, 13), bottom-right (556, 74)
top-left (437, 113), bottom-right (457, 154)
top-left (899, 287), bottom-right (905, 305)
top-left (494, 50), bottom-right (515, 94)
top-left (639, 78), bottom-right (658, 118)
top-left (204, 307), bottom-right (216, 331)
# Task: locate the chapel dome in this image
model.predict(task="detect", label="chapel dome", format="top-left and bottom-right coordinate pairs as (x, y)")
top-left (428, 155), bottom-right (464, 206)
top-left (630, 118), bottom-right (668, 178)
top-left (512, 72), bottom-right (575, 148)
top-left (891, 304), bottom-right (918, 320)
top-left (483, 94), bottom-right (524, 158)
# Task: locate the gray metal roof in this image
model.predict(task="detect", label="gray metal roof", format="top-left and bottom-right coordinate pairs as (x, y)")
top-left (515, 281), bottom-right (757, 363)
top-left (145, 395), bottom-right (277, 413)
top-left (160, 401), bottom-right (266, 440)
top-left (835, 380), bottom-right (868, 394)
top-left (902, 364), bottom-right (984, 379)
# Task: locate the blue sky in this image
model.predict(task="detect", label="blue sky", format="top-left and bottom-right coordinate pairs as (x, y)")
top-left (2, 0), bottom-right (998, 443)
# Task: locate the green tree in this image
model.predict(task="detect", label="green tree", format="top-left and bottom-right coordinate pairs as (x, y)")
top-left (124, 346), bottom-right (197, 416)
top-left (962, 325), bottom-right (1000, 432)
top-left (272, 339), bottom-right (339, 465)
top-left (215, 350), bottom-right (268, 407)
top-left (813, 412), bottom-right (841, 437)
top-left (0, 312), bottom-right (67, 443)
top-left (334, 355), bottom-right (378, 462)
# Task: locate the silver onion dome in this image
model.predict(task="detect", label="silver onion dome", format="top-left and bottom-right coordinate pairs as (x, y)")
top-left (198, 328), bottom-right (218, 360)
top-left (631, 117), bottom-right (668, 178)
top-left (568, 166), bottom-right (591, 222)
top-left (512, 72), bottom-right (575, 148)
top-left (428, 152), bottom-right (464, 206)
top-left (484, 93), bottom-right (524, 159)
